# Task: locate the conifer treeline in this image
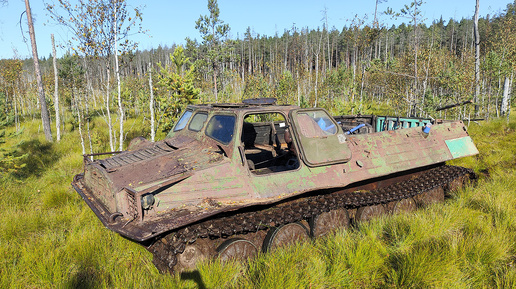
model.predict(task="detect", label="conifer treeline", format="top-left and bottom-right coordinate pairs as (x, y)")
top-left (1, 1), bottom-right (515, 138)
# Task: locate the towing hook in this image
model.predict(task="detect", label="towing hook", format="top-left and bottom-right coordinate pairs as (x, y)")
top-left (109, 212), bottom-right (124, 224)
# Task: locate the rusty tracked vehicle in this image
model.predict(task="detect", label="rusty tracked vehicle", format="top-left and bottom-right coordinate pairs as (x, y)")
top-left (72, 99), bottom-right (479, 273)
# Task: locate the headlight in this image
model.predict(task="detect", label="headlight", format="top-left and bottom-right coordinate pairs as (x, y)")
top-left (141, 194), bottom-right (155, 210)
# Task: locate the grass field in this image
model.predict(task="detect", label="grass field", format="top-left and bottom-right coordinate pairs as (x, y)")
top-left (1, 115), bottom-right (515, 288)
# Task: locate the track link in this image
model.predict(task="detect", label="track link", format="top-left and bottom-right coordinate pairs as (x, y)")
top-left (149, 165), bottom-right (476, 273)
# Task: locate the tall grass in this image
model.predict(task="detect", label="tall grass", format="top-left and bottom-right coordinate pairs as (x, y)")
top-left (1, 114), bottom-right (515, 288)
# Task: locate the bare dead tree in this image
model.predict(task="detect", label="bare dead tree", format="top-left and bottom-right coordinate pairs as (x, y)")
top-left (474, 0), bottom-right (480, 116)
top-left (25, 0), bottom-right (53, 142)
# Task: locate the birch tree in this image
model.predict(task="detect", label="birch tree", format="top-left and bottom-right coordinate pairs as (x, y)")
top-left (47, 0), bottom-right (145, 151)
top-left (51, 34), bottom-right (61, 141)
top-left (148, 63), bottom-right (155, 142)
top-left (474, 0), bottom-right (480, 116)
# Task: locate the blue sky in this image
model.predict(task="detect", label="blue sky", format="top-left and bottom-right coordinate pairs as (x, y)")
top-left (0, 0), bottom-right (512, 59)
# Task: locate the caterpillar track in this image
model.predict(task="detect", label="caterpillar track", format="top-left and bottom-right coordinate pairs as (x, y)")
top-left (72, 100), bottom-right (479, 274)
top-left (149, 165), bottom-right (476, 273)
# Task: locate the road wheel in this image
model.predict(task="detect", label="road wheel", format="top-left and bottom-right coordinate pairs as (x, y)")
top-left (309, 208), bottom-right (350, 238)
top-left (217, 238), bottom-right (258, 263)
top-left (176, 238), bottom-right (213, 271)
top-left (262, 222), bottom-right (309, 252)
top-left (355, 204), bottom-right (386, 222)
top-left (414, 186), bottom-right (444, 207)
top-left (388, 197), bottom-right (417, 214)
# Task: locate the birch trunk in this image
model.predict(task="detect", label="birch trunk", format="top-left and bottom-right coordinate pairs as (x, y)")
top-left (507, 73), bottom-right (513, 123)
top-left (474, 0), bottom-right (481, 116)
top-left (148, 63), bottom-right (155, 142)
top-left (314, 32), bottom-right (323, 108)
top-left (106, 63), bottom-right (115, 152)
top-left (76, 94), bottom-right (86, 155)
top-left (115, 3), bottom-right (124, 151)
top-left (501, 76), bottom-right (510, 116)
top-left (14, 91), bottom-right (19, 131)
top-left (51, 34), bottom-right (61, 141)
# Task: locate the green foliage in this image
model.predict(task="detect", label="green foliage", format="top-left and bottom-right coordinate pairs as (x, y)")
top-left (450, 116), bottom-right (516, 175)
top-left (322, 67), bottom-right (350, 103)
top-left (483, 50), bottom-right (512, 80)
top-left (58, 54), bottom-right (85, 88)
top-left (242, 74), bottom-right (271, 100)
top-left (195, 0), bottom-right (229, 43)
top-left (0, 59), bottom-right (23, 127)
top-left (0, 130), bottom-right (27, 177)
top-left (0, 92), bottom-right (14, 128)
top-left (121, 76), bottom-right (148, 118)
top-left (46, 0), bottom-right (145, 58)
top-left (217, 69), bottom-right (243, 103)
top-left (194, 0), bottom-right (231, 100)
top-left (386, 0), bottom-right (426, 25)
top-left (154, 47), bottom-right (201, 132)
top-left (170, 45), bottom-right (190, 75)
top-left (12, 139), bottom-right (60, 179)
top-left (58, 53), bottom-right (85, 108)
top-left (329, 98), bottom-right (395, 116)
top-left (0, 59), bottom-right (23, 97)
top-left (8, 3), bottom-right (516, 126)
top-left (275, 70), bottom-right (296, 104)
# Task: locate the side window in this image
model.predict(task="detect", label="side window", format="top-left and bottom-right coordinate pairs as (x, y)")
top-left (205, 115), bottom-right (236, 144)
top-left (173, 110), bottom-right (193, 132)
top-left (188, 112), bottom-right (208, 132)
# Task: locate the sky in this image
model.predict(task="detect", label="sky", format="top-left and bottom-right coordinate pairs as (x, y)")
top-left (0, 0), bottom-right (512, 60)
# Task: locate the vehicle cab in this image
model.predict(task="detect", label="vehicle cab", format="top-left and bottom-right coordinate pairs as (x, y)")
top-left (167, 99), bottom-right (353, 180)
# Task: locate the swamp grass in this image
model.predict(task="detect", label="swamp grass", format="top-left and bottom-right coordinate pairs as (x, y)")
top-left (1, 115), bottom-right (515, 288)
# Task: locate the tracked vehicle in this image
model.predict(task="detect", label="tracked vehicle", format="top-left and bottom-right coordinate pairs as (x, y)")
top-left (72, 99), bottom-right (478, 273)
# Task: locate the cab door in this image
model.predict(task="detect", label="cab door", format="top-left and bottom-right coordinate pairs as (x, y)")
top-left (289, 108), bottom-right (352, 167)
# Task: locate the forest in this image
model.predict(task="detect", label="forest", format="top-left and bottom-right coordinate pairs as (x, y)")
top-left (1, 0), bottom-right (515, 154)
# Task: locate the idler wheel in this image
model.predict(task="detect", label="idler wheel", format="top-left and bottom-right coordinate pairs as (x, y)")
top-left (355, 204), bottom-right (386, 223)
top-left (414, 186), bottom-right (444, 207)
top-left (217, 238), bottom-right (258, 263)
top-left (262, 222), bottom-right (309, 252)
top-left (387, 197), bottom-right (417, 214)
top-left (176, 238), bottom-right (214, 271)
top-left (309, 208), bottom-right (350, 238)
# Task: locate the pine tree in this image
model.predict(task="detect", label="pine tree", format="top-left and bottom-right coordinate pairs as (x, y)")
top-left (195, 0), bottom-right (230, 102)
top-left (155, 46), bottom-right (200, 132)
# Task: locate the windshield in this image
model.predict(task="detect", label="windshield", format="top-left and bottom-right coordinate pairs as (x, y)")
top-left (173, 110), bottom-right (193, 132)
top-left (189, 112), bottom-right (208, 132)
top-left (205, 115), bottom-right (236, 144)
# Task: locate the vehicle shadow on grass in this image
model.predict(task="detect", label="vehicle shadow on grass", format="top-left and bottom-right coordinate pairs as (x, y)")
top-left (180, 270), bottom-right (207, 289)
top-left (63, 267), bottom-right (100, 289)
